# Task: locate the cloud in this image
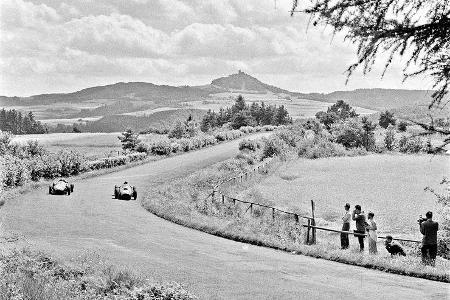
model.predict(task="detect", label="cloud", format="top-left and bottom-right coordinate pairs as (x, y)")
top-left (0, 0), bottom-right (425, 96)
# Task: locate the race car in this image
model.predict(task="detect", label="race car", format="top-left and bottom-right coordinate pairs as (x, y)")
top-left (49, 179), bottom-right (74, 195)
top-left (114, 182), bottom-right (137, 200)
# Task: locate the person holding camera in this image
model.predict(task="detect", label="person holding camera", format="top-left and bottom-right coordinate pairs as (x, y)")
top-left (418, 211), bottom-right (439, 266)
top-left (352, 205), bottom-right (366, 251)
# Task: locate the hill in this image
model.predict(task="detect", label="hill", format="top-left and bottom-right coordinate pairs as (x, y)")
top-left (209, 70), bottom-right (290, 94)
top-left (0, 82), bottom-right (210, 107)
top-left (303, 89), bottom-right (434, 111)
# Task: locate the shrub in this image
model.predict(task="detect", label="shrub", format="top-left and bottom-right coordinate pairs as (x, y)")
top-left (330, 118), bottom-right (366, 148)
top-left (57, 149), bottom-right (88, 177)
top-left (398, 135), bottom-right (425, 153)
top-left (297, 137), bottom-right (348, 159)
top-left (398, 121), bottom-right (408, 132)
top-left (379, 110), bottom-right (397, 129)
top-left (1, 155), bottom-right (30, 187)
top-left (135, 142), bottom-right (149, 153)
top-left (261, 136), bottom-right (288, 159)
top-left (239, 139), bottom-right (258, 151)
top-left (384, 125), bottom-right (396, 151)
top-left (150, 140), bottom-right (173, 156)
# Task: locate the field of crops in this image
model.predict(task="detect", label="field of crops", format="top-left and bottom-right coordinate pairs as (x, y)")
top-left (11, 132), bottom-right (166, 159)
top-left (238, 154), bottom-right (448, 238)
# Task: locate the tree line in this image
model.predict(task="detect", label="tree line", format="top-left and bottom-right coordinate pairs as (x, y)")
top-left (200, 95), bottom-right (292, 132)
top-left (0, 109), bottom-right (47, 134)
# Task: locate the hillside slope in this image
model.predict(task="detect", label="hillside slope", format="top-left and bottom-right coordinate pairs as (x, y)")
top-left (303, 89), bottom-right (434, 110)
top-left (209, 70), bottom-right (290, 94)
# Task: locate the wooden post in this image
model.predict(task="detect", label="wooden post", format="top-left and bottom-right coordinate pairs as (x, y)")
top-left (306, 219), bottom-right (311, 244)
top-left (272, 208), bottom-right (275, 221)
top-left (310, 200), bottom-right (316, 244)
top-left (222, 194), bottom-right (225, 204)
top-left (250, 203), bottom-right (253, 215)
top-left (294, 214), bottom-right (299, 223)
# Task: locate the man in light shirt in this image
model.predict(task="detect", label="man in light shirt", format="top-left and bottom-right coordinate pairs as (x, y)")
top-left (341, 203), bottom-right (351, 249)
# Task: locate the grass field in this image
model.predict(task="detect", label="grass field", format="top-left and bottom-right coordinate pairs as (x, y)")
top-left (237, 154), bottom-right (449, 238)
top-left (183, 93), bottom-right (377, 119)
top-left (11, 132), bottom-right (167, 159)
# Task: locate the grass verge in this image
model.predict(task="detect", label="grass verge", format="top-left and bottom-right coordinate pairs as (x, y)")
top-left (0, 247), bottom-right (196, 299)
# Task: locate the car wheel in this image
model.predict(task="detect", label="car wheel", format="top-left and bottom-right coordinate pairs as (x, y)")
top-left (133, 192), bottom-right (137, 200)
top-left (49, 187), bottom-right (52, 195)
top-left (70, 184), bottom-right (74, 192)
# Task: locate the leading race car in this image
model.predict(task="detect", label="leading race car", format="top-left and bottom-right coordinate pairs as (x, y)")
top-left (49, 179), bottom-right (74, 195)
top-left (114, 182), bottom-right (137, 200)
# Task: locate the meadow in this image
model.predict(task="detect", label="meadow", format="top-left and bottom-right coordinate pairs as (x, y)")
top-left (236, 154), bottom-right (449, 238)
top-left (11, 132), bottom-right (167, 159)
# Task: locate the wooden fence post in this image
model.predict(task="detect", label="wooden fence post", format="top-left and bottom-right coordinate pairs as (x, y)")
top-left (310, 200), bottom-right (316, 244)
top-left (222, 194), bottom-right (225, 204)
top-left (250, 203), bottom-right (253, 215)
top-left (272, 208), bottom-right (275, 221)
top-left (294, 214), bottom-right (299, 223)
top-left (306, 219), bottom-right (311, 244)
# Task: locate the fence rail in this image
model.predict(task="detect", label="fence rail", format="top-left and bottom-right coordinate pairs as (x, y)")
top-left (210, 157), bottom-right (421, 245)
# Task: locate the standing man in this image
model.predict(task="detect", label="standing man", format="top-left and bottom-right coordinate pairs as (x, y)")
top-left (341, 203), bottom-right (351, 249)
top-left (419, 211), bottom-right (439, 266)
top-left (352, 205), bottom-right (366, 251)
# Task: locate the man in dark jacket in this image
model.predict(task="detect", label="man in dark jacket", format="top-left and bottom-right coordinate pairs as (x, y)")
top-left (352, 205), bottom-right (366, 251)
top-left (419, 211), bottom-right (439, 266)
top-left (384, 236), bottom-right (406, 256)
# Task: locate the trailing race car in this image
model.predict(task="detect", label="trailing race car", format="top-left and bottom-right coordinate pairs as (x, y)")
top-left (49, 179), bottom-right (74, 195)
top-left (114, 182), bottom-right (137, 200)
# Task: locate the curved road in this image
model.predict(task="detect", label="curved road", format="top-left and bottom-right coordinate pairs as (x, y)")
top-left (4, 137), bottom-right (449, 299)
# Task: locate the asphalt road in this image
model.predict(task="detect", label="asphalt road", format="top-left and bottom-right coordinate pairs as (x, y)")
top-left (4, 136), bottom-right (449, 299)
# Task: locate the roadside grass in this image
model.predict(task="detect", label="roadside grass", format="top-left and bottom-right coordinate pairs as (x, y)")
top-left (142, 154), bottom-right (450, 283)
top-left (0, 247), bottom-right (196, 300)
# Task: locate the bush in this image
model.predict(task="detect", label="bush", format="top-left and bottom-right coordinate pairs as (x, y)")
top-left (150, 140), bottom-right (173, 156)
top-left (398, 135), bottom-right (425, 153)
top-left (57, 149), bottom-right (88, 177)
top-left (297, 137), bottom-right (348, 159)
top-left (384, 125), bottom-right (396, 151)
top-left (135, 142), bottom-right (149, 153)
top-left (398, 121), bottom-right (408, 132)
top-left (239, 139), bottom-right (258, 151)
top-left (330, 118), bottom-right (366, 148)
top-left (261, 136), bottom-right (288, 159)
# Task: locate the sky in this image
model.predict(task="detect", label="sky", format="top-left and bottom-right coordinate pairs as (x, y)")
top-left (0, 0), bottom-right (431, 97)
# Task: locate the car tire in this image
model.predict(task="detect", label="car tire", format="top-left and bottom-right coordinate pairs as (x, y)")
top-left (67, 188), bottom-right (70, 196)
top-left (133, 192), bottom-right (137, 200)
top-left (49, 187), bottom-right (52, 195)
top-left (70, 184), bottom-right (74, 192)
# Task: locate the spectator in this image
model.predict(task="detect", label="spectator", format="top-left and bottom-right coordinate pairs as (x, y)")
top-left (341, 203), bottom-right (351, 249)
top-left (366, 212), bottom-right (377, 254)
top-left (352, 205), bottom-right (366, 251)
top-left (384, 236), bottom-right (406, 256)
top-left (419, 211), bottom-right (439, 266)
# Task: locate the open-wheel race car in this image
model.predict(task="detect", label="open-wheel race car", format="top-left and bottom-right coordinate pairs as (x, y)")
top-left (114, 182), bottom-right (137, 200)
top-left (49, 179), bottom-right (74, 195)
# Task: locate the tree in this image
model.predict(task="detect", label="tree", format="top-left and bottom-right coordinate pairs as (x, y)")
top-left (316, 100), bottom-right (358, 129)
top-left (118, 128), bottom-right (140, 152)
top-left (398, 121), bottom-right (408, 132)
top-left (168, 121), bottom-right (187, 139)
top-left (379, 110), bottom-right (396, 129)
top-left (291, 0), bottom-right (449, 108)
top-left (331, 118), bottom-right (366, 148)
top-left (361, 116), bottom-right (377, 150)
top-left (232, 95), bottom-right (246, 114)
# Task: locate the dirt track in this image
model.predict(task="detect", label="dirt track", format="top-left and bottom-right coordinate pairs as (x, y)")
top-left (4, 137), bottom-right (449, 299)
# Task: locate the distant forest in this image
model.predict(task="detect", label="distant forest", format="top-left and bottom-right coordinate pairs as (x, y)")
top-left (0, 109), bottom-right (47, 134)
